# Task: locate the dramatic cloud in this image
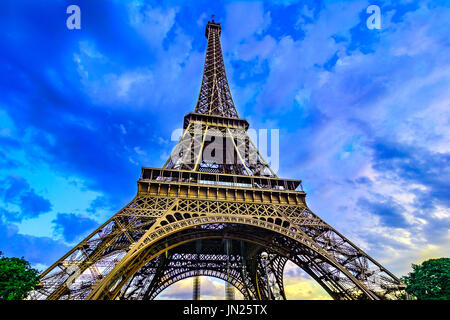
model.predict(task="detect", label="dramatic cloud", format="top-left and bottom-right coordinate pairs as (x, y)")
top-left (284, 262), bottom-right (332, 300)
top-left (52, 213), bottom-right (98, 243)
top-left (0, 175), bottom-right (52, 222)
top-left (0, 217), bottom-right (70, 268)
top-left (357, 196), bottom-right (410, 228)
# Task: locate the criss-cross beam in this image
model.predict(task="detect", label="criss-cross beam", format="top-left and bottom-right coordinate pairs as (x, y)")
top-left (117, 239), bottom-right (259, 300)
top-left (195, 21), bottom-right (238, 118)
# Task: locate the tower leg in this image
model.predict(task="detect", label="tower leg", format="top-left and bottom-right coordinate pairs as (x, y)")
top-left (193, 240), bottom-right (202, 300)
top-left (193, 276), bottom-right (200, 300)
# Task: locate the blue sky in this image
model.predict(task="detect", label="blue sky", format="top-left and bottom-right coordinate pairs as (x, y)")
top-left (0, 0), bottom-right (449, 299)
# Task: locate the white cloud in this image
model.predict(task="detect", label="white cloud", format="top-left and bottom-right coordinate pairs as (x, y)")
top-left (127, 2), bottom-right (178, 48)
top-left (224, 2), bottom-right (271, 46)
top-left (284, 262), bottom-right (332, 300)
top-left (196, 12), bottom-right (208, 27)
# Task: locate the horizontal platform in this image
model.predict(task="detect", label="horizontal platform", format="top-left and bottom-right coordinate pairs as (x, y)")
top-left (140, 167), bottom-right (302, 191)
top-left (138, 167), bottom-right (305, 205)
top-left (183, 112), bottom-right (249, 130)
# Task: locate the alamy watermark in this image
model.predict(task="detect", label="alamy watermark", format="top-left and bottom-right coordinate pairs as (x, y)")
top-left (66, 4), bottom-right (381, 31)
top-left (64, 264), bottom-right (81, 289)
top-left (66, 5), bottom-right (81, 30)
top-left (366, 5), bottom-right (381, 30)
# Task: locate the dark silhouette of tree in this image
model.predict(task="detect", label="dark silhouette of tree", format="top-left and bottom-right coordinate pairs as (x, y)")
top-left (401, 258), bottom-right (450, 300)
top-left (0, 251), bottom-right (40, 300)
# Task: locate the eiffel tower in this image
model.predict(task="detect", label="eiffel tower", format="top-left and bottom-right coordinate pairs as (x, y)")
top-left (29, 18), bottom-right (406, 300)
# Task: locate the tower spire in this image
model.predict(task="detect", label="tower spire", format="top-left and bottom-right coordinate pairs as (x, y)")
top-left (163, 21), bottom-right (277, 176)
top-left (195, 18), bottom-right (239, 118)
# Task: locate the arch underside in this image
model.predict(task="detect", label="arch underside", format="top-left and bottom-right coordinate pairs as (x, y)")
top-left (35, 224), bottom-right (400, 300)
top-left (29, 196), bottom-right (405, 301)
top-left (116, 236), bottom-right (289, 300)
top-left (97, 224), bottom-right (392, 300)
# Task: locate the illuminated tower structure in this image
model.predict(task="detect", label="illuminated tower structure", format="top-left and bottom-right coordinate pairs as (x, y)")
top-left (29, 18), bottom-right (405, 300)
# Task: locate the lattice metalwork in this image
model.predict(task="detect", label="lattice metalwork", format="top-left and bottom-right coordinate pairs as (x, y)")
top-left (29, 191), bottom-right (405, 300)
top-left (28, 18), bottom-right (406, 301)
top-left (163, 123), bottom-right (275, 176)
top-left (194, 19), bottom-right (238, 118)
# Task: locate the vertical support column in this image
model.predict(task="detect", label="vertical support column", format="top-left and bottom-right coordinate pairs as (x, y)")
top-left (225, 239), bottom-right (235, 300)
top-left (261, 252), bottom-right (272, 300)
top-left (193, 240), bottom-right (201, 300)
top-left (193, 276), bottom-right (200, 300)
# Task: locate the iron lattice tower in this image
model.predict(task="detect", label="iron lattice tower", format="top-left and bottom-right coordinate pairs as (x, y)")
top-left (29, 18), bottom-right (406, 300)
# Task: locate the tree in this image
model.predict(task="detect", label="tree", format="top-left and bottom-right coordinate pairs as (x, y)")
top-left (0, 251), bottom-right (40, 300)
top-left (401, 258), bottom-right (450, 300)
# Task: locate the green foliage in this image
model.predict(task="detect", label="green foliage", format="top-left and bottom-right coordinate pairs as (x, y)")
top-left (0, 251), bottom-right (40, 300)
top-left (396, 291), bottom-right (415, 300)
top-left (401, 258), bottom-right (450, 300)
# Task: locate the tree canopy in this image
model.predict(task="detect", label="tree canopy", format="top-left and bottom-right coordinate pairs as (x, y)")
top-left (401, 258), bottom-right (450, 300)
top-left (0, 251), bottom-right (40, 300)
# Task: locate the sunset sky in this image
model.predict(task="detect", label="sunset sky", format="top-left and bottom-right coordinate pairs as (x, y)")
top-left (0, 0), bottom-right (449, 299)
